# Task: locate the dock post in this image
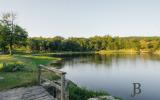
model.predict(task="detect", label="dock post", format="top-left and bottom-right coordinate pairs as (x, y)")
top-left (61, 74), bottom-right (65, 100)
top-left (38, 65), bottom-right (41, 85)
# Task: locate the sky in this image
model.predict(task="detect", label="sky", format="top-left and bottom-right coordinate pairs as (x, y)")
top-left (0, 0), bottom-right (160, 37)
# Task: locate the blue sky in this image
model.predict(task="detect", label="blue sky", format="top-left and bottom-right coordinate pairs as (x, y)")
top-left (0, 0), bottom-right (160, 37)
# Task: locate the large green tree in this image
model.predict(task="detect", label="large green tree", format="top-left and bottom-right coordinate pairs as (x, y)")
top-left (0, 12), bottom-right (28, 54)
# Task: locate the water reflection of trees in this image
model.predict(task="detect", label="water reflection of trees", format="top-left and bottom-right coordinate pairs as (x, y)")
top-left (140, 54), bottom-right (160, 61)
top-left (49, 53), bottom-right (160, 68)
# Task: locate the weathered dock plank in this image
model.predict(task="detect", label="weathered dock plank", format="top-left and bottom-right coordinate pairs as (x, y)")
top-left (0, 86), bottom-right (54, 100)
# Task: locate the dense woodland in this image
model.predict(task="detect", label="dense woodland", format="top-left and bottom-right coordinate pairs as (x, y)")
top-left (1, 34), bottom-right (160, 53)
top-left (27, 36), bottom-right (160, 52)
top-left (1, 13), bottom-right (160, 54)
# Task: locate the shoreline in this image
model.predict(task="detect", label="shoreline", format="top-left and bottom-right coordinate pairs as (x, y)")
top-left (1, 50), bottom-right (160, 56)
top-left (97, 49), bottom-right (160, 55)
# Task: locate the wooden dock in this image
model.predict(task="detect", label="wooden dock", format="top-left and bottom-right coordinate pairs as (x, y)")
top-left (0, 65), bottom-right (69, 100)
top-left (0, 86), bottom-right (54, 100)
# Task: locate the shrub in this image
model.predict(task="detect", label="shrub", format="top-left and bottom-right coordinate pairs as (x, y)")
top-left (0, 63), bottom-right (3, 70)
top-left (1, 62), bottom-right (29, 72)
top-left (68, 81), bottom-right (109, 100)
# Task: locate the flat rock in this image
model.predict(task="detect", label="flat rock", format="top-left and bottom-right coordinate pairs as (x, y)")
top-left (88, 95), bottom-right (119, 100)
top-left (0, 77), bottom-right (4, 80)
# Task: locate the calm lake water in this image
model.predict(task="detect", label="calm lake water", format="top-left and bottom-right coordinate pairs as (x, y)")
top-left (54, 54), bottom-right (160, 100)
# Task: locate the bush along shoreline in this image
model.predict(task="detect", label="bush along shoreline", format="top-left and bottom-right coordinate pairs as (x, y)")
top-left (67, 80), bottom-right (122, 100)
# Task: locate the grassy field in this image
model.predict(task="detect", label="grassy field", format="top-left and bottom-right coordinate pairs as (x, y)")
top-left (0, 54), bottom-right (61, 90)
top-left (97, 49), bottom-right (160, 55)
top-left (97, 49), bottom-right (139, 54)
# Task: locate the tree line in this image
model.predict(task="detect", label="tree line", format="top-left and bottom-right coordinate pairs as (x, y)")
top-left (27, 36), bottom-right (160, 53)
top-left (1, 12), bottom-right (160, 54)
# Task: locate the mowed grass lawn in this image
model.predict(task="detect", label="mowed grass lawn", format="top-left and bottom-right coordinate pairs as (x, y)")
top-left (0, 54), bottom-right (61, 91)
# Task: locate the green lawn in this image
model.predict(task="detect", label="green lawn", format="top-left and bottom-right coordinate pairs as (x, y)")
top-left (97, 49), bottom-right (138, 54)
top-left (0, 54), bottom-right (61, 91)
